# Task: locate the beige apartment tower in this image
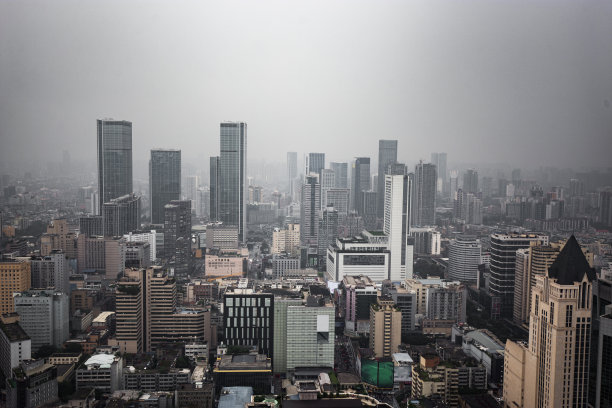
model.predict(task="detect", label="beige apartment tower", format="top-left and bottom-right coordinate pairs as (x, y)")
top-left (369, 297), bottom-right (401, 358)
top-left (272, 223), bottom-right (300, 257)
top-left (503, 236), bottom-right (595, 408)
top-left (0, 260), bottom-right (31, 314)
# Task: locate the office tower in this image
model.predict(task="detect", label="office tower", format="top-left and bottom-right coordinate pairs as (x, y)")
top-left (326, 232), bottom-right (391, 282)
top-left (0, 259), bottom-right (31, 314)
top-left (102, 193), bottom-right (140, 236)
top-left (384, 174), bottom-right (413, 281)
top-left (431, 152), bottom-right (447, 195)
top-left (306, 153), bottom-right (325, 176)
top-left (79, 215), bottom-right (103, 236)
top-left (97, 119), bottom-right (133, 213)
top-left (341, 276), bottom-right (378, 335)
top-left (600, 190), bottom-right (612, 227)
top-left (463, 169), bottom-right (479, 194)
top-left (378, 140), bottom-right (398, 217)
top-left (13, 290), bottom-right (69, 352)
top-left (149, 149), bottom-right (181, 224)
top-left (164, 200), bottom-right (192, 275)
top-left (300, 175), bottom-right (320, 246)
top-left (447, 235), bottom-right (482, 283)
top-left (489, 233), bottom-right (548, 319)
top-left (387, 162), bottom-right (406, 176)
top-left (123, 230), bottom-right (158, 262)
top-left (30, 250), bottom-right (68, 293)
top-left (569, 178), bottom-right (585, 197)
top-left (351, 157), bottom-right (371, 215)
top-left (76, 235), bottom-right (126, 279)
top-left (286, 300), bottom-right (335, 372)
top-left (511, 168), bottom-right (521, 184)
top-left (287, 152), bottom-right (297, 196)
top-left (369, 297), bottom-right (401, 358)
top-left (318, 207), bottom-right (339, 261)
top-left (0, 314), bottom-right (32, 381)
top-left (219, 122), bottom-right (247, 242)
top-left (196, 187), bottom-right (210, 218)
top-left (41, 219), bottom-right (77, 258)
top-left (596, 305), bottom-right (612, 408)
top-left (223, 291), bottom-right (274, 358)
top-left (453, 190), bottom-right (483, 225)
top-left (362, 191), bottom-right (378, 230)
top-left (413, 161), bottom-right (437, 226)
top-left (503, 237), bottom-right (595, 408)
top-left (320, 169), bottom-right (335, 210)
top-left (115, 274), bottom-right (144, 353)
top-left (513, 243), bottom-right (563, 325)
top-left (209, 156), bottom-right (220, 221)
top-left (330, 162), bottom-right (348, 188)
top-left (272, 298), bottom-right (303, 373)
top-left (324, 188), bottom-right (350, 216)
top-left (449, 170), bottom-right (459, 198)
top-left (272, 224), bottom-right (300, 257)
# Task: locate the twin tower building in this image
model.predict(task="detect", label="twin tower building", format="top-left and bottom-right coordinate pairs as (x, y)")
top-left (97, 119), bottom-right (247, 239)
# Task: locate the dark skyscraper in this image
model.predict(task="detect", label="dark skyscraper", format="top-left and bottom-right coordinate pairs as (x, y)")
top-left (287, 152), bottom-right (297, 196)
top-left (351, 157), bottom-right (371, 216)
top-left (377, 140), bottom-right (398, 218)
top-left (103, 193), bottom-right (140, 236)
top-left (219, 122), bottom-right (247, 242)
top-left (97, 119), bottom-right (133, 213)
top-left (209, 156), bottom-right (219, 221)
top-left (164, 200), bottom-right (192, 275)
top-left (330, 162), bottom-right (348, 189)
top-left (306, 153), bottom-right (325, 176)
top-left (463, 168), bottom-right (479, 194)
top-left (149, 149), bottom-right (181, 224)
top-left (413, 161), bottom-right (437, 226)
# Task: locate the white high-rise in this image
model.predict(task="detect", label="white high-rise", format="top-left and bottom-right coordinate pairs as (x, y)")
top-left (448, 235), bottom-right (482, 283)
top-left (384, 174), bottom-right (413, 281)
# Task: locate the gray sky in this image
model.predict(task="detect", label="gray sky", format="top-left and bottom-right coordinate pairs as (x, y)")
top-left (1, 0), bottom-right (611, 173)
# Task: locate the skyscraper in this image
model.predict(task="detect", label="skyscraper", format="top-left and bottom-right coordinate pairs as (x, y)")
top-left (320, 168), bottom-right (335, 210)
top-left (463, 169), bottom-right (479, 194)
top-left (384, 174), bottom-right (413, 281)
top-left (97, 119), bottom-right (133, 213)
top-left (287, 152), bottom-right (297, 196)
top-left (351, 157), bottom-right (371, 215)
top-left (102, 193), bottom-right (140, 236)
top-left (149, 149), bottom-right (181, 224)
top-left (318, 206), bottom-right (339, 262)
top-left (330, 162), bottom-right (348, 188)
top-left (447, 235), bottom-right (481, 283)
top-left (413, 161), bottom-right (437, 226)
top-left (300, 175), bottom-right (320, 246)
top-left (219, 122), bottom-right (247, 242)
top-left (430, 152), bottom-right (447, 195)
top-left (164, 200), bottom-right (192, 275)
top-left (377, 140), bottom-right (398, 218)
top-left (488, 233), bottom-right (548, 319)
top-left (503, 236), bottom-right (595, 408)
top-left (306, 153), bottom-right (325, 176)
top-left (209, 156), bottom-right (219, 221)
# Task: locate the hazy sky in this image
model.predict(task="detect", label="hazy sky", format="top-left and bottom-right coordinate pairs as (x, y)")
top-left (1, 0), bottom-right (611, 173)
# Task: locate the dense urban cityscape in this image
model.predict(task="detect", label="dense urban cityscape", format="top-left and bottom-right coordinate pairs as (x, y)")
top-left (1, 1), bottom-right (611, 408)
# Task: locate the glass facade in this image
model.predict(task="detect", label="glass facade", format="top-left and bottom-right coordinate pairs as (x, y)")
top-left (97, 119), bottom-right (133, 213)
top-left (219, 123), bottom-right (247, 242)
top-left (149, 149), bottom-right (181, 224)
top-left (377, 140), bottom-right (398, 217)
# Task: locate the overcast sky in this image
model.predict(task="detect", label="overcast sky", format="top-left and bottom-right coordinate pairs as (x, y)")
top-left (1, 0), bottom-right (611, 174)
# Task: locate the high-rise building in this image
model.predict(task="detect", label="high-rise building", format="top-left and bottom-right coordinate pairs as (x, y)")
top-left (351, 157), bottom-right (371, 215)
top-left (149, 149), bottom-right (181, 224)
top-left (488, 233), bottom-right (548, 319)
top-left (384, 174), bottom-right (413, 281)
top-left (219, 122), bottom-right (247, 242)
top-left (326, 232), bottom-right (390, 282)
top-left (41, 219), bottom-right (77, 258)
top-left (596, 305), bottom-right (612, 408)
top-left (13, 290), bottom-right (69, 352)
top-left (369, 297), bottom-right (401, 358)
top-left (447, 235), bottom-right (482, 283)
top-left (503, 236), bottom-right (595, 408)
top-left (409, 227), bottom-right (441, 255)
top-left (513, 243), bottom-right (563, 325)
top-left (463, 169), bottom-right (479, 194)
top-left (318, 207), bottom-right (339, 262)
top-left (413, 162), bottom-right (437, 226)
top-left (164, 200), bottom-right (192, 275)
top-left (430, 152), bottom-right (447, 195)
top-left (272, 298), bottom-right (303, 373)
top-left (102, 193), bottom-right (140, 236)
top-left (323, 188), bottom-right (350, 216)
top-left (209, 156), bottom-right (220, 221)
top-left (97, 119), bottom-right (133, 213)
top-left (272, 224), bottom-right (300, 257)
top-left (0, 314), bottom-right (32, 381)
top-left (599, 190), bottom-right (612, 227)
top-left (76, 235), bottom-right (126, 279)
top-left (0, 259), bottom-right (31, 314)
top-left (300, 175), bottom-right (320, 246)
top-left (114, 275), bottom-right (143, 353)
top-left (378, 140), bottom-right (398, 217)
top-left (79, 215), bottom-right (103, 236)
top-left (330, 162), bottom-right (348, 189)
top-left (29, 250), bottom-right (68, 293)
top-left (306, 153), bottom-right (325, 176)
top-left (320, 169), bottom-right (336, 210)
top-left (341, 275), bottom-right (378, 335)
top-left (223, 291), bottom-right (274, 358)
top-left (287, 152), bottom-right (297, 197)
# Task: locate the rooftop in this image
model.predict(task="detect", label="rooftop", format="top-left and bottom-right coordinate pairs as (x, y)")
top-left (84, 353), bottom-right (118, 369)
top-left (218, 387), bottom-right (253, 408)
top-left (0, 321), bottom-right (30, 343)
top-left (548, 235), bottom-right (596, 285)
